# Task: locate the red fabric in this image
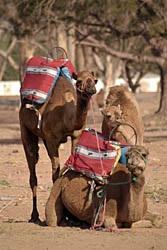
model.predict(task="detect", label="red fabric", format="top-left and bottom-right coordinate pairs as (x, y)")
top-left (20, 56), bottom-right (77, 103)
top-left (65, 129), bottom-right (119, 180)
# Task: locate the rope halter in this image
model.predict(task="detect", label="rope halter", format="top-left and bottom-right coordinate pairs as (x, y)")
top-left (126, 148), bottom-right (148, 177)
top-left (108, 122), bottom-right (138, 145)
top-left (76, 75), bottom-right (96, 95)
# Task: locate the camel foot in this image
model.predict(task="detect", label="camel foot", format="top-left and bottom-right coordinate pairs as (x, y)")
top-left (29, 217), bottom-right (42, 225)
top-left (102, 224), bottom-right (120, 233)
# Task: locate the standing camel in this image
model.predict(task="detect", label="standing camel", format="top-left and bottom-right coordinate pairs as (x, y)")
top-left (19, 69), bottom-right (97, 223)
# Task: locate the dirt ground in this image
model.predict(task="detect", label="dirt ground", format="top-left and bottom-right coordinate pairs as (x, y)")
top-left (0, 92), bottom-right (167, 250)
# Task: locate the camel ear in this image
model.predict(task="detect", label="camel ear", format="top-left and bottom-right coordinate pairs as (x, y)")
top-left (91, 71), bottom-right (95, 76)
top-left (118, 104), bottom-right (123, 116)
top-left (72, 72), bottom-right (77, 80)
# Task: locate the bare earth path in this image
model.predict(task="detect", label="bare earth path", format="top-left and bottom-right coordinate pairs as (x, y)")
top-left (0, 93), bottom-right (167, 250)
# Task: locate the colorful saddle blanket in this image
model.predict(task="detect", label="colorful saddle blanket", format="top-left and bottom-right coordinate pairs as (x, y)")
top-left (64, 128), bottom-right (122, 184)
top-left (20, 56), bottom-right (77, 103)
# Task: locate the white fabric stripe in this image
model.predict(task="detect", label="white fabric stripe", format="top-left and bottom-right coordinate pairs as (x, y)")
top-left (26, 66), bottom-right (58, 77)
top-left (76, 145), bottom-right (117, 159)
top-left (21, 89), bottom-right (47, 99)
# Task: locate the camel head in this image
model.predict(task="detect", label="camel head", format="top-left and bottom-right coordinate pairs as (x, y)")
top-left (74, 71), bottom-right (97, 98)
top-left (101, 105), bottom-right (123, 127)
top-left (125, 145), bottom-right (149, 177)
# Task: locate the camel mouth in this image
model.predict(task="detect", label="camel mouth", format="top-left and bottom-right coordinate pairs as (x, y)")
top-left (82, 92), bottom-right (93, 98)
top-left (128, 164), bottom-right (144, 176)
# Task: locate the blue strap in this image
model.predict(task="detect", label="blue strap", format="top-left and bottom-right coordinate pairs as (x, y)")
top-left (119, 147), bottom-right (129, 165)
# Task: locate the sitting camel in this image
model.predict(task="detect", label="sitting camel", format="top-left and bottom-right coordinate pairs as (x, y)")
top-left (102, 86), bottom-right (144, 145)
top-left (45, 145), bottom-right (162, 230)
top-left (19, 70), bottom-right (97, 223)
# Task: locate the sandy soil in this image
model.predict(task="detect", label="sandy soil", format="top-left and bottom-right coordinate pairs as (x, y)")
top-left (0, 93), bottom-right (167, 250)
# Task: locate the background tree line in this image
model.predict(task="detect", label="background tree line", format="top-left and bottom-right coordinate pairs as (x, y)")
top-left (0, 0), bottom-right (167, 125)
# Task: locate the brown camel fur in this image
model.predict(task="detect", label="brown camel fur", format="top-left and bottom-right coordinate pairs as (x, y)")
top-left (45, 145), bottom-right (163, 230)
top-left (102, 86), bottom-right (144, 145)
top-left (19, 71), bottom-right (97, 223)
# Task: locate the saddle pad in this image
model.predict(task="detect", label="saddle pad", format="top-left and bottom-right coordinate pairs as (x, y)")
top-left (64, 128), bottom-right (121, 183)
top-left (20, 56), bottom-right (77, 103)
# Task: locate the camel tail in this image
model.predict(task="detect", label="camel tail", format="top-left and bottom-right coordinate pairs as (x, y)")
top-left (45, 176), bottom-right (63, 227)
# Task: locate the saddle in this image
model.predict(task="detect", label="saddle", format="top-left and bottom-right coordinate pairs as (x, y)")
top-left (20, 56), bottom-right (77, 104)
top-left (64, 128), bottom-right (122, 184)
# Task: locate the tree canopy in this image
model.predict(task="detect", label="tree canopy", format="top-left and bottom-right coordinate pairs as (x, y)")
top-left (1, 0), bottom-right (167, 123)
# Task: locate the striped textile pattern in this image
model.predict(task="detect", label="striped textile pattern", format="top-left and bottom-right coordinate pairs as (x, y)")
top-left (64, 128), bottom-right (121, 183)
top-left (20, 56), bottom-right (77, 103)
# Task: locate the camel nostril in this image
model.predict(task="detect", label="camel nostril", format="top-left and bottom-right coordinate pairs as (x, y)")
top-left (86, 85), bottom-right (96, 95)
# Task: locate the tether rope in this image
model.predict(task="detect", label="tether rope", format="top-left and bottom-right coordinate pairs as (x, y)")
top-left (90, 98), bottom-right (106, 177)
top-left (108, 122), bottom-right (138, 145)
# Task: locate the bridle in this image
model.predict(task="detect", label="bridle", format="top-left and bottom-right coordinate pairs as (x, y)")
top-left (76, 76), bottom-right (95, 94)
top-left (126, 148), bottom-right (148, 174)
top-left (108, 122), bottom-right (138, 145)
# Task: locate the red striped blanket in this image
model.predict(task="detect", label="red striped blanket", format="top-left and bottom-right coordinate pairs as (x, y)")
top-left (20, 56), bottom-right (77, 103)
top-left (64, 128), bottom-right (121, 183)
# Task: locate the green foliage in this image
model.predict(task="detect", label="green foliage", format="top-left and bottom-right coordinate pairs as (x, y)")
top-left (0, 33), bottom-right (20, 80)
top-left (3, 47), bottom-right (20, 81)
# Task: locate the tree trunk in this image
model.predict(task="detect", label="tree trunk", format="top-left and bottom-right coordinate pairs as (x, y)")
top-left (104, 55), bottom-right (113, 104)
top-left (76, 44), bottom-right (85, 71)
top-left (67, 24), bottom-right (76, 66)
top-left (144, 64), bottom-right (167, 127)
top-left (156, 66), bottom-right (167, 119)
top-left (56, 22), bottom-right (67, 57)
top-left (19, 36), bottom-right (36, 83)
top-left (0, 61), bottom-right (7, 81)
top-left (83, 46), bottom-right (96, 72)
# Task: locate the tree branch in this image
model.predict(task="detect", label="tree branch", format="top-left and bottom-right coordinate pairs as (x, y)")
top-left (78, 35), bottom-right (165, 66)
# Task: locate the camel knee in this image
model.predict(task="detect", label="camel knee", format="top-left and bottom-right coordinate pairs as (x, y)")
top-left (143, 211), bottom-right (163, 228)
top-left (45, 199), bottom-right (58, 227)
top-left (151, 214), bottom-right (163, 228)
top-left (45, 177), bottom-right (64, 226)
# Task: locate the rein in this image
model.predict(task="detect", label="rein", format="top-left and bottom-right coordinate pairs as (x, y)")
top-left (108, 122), bottom-right (138, 145)
top-left (97, 148), bottom-right (147, 199)
top-left (76, 76), bottom-right (95, 95)
top-left (126, 148), bottom-right (148, 173)
top-left (89, 98), bottom-right (107, 177)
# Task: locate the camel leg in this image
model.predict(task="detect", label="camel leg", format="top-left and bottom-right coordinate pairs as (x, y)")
top-left (43, 138), bottom-right (60, 182)
top-left (20, 122), bottom-right (40, 223)
top-left (45, 177), bottom-right (64, 226)
top-left (142, 211), bottom-right (163, 228)
top-left (98, 199), bottom-right (119, 232)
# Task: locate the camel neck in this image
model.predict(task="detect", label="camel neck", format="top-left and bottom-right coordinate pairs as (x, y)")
top-left (127, 174), bottom-right (145, 221)
top-left (75, 96), bottom-right (90, 130)
top-left (131, 174), bottom-right (145, 192)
